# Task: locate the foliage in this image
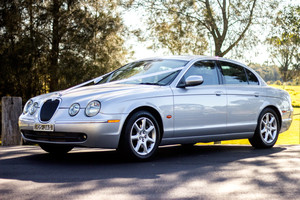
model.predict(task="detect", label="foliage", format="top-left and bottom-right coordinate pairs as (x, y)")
top-left (249, 63), bottom-right (281, 82)
top-left (267, 5), bottom-right (300, 82)
top-left (274, 80), bottom-right (282, 86)
top-left (125, 0), bottom-right (277, 57)
top-left (292, 77), bottom-right (300, 86)
top-left (143, 1), bottom-right (208, 55)
top-left (0, 0), bottom-right (129, 102)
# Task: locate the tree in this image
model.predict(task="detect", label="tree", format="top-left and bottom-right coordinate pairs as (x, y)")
top-left (249, 63), bottom-right (281, 82)
top-left (0, 0), bottom-right (44, 99)
top-left (126, 0), bottom-right (275, 57)
top-left (0, 0), bottom-right (129, 100)
top-left (51, 0), bottom-right (129, 90)
top-left (144, 2), bottom-right (208, 55)
top-left (267, 5), bottom-right (300, 82)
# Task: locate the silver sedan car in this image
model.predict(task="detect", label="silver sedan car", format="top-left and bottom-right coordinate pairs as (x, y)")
top-left (19, 56), bottom-right (293, 160)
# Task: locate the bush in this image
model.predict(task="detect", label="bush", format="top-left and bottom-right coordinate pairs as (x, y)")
top-left (292, 77), bottom-right (300, 86)
top-left (274, 80), bottom-right (282, 85)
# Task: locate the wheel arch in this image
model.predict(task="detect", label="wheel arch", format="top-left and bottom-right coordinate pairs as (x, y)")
top-left (119, 106), bottom-right (164, 145)
top-left (260, 105), bottom-right (282, 130)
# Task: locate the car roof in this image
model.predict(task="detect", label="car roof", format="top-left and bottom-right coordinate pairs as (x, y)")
top-left (136, 55), bottom-right (240, 63)
top-left (136, 55), bottom-right (267, 86)
top-left (137, 55), bottom-right (252, 69)
top-left (136, 55), bottom-right (210, 62)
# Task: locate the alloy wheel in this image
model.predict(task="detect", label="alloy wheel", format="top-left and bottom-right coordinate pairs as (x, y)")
top-left (130, 117), bottom-right (157, 156)
top-left (260, 112), bottom-right (278, 144)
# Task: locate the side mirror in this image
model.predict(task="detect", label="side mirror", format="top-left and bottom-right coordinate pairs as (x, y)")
top-left (184, 75), bottom-right (204, 87)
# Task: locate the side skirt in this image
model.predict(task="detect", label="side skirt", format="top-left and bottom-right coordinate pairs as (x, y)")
top-left (160, 132), bottom-right (254, 145)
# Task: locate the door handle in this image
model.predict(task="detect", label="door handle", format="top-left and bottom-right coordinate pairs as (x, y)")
top-left (254, 92), bottom-right (259, 97)
top-left (215, 91), bottom-right (223, 96)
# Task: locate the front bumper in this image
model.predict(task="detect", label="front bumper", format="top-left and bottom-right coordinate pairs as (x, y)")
top-left (19, 114), bottom-right (126, 148)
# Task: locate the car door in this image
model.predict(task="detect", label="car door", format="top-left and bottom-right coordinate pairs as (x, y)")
top-left (172, 60), bottom-right (227, 138)
top-left (218, 61), bottom-right (264, 133)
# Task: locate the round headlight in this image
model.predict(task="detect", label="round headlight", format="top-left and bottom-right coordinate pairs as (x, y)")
top-left (23, 100), bottom-right (33, 114)
top-left (69, 103), bottom-right (80, 116)
top-left (85, 100), bottom-right (101, 117)
top-left (29, 102), bottom-right (39, 115)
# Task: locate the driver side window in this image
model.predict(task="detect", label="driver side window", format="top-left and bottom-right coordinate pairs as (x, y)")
top-left (182, 61), bottom-right (219, 85)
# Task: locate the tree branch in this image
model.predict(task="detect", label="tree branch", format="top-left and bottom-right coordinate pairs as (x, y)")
top-left (221, 0), bottom-right (228, 42)
top-left (205, 0), bottom-right (221, 38)
top-left (221, 0), bottom-right (257, 56)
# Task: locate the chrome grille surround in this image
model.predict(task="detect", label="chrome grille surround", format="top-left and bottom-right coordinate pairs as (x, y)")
top-left (40, 99), bottom-right (60, 122)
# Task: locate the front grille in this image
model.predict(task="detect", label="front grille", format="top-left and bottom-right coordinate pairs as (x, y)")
top-left (22, 130), bottom-right (87, 142)
top-left (40, 99), bottom-right (60, 121)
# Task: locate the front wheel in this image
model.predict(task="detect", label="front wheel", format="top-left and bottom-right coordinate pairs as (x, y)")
top-left (118, 111), bottom-right (161, 161)
top-left (249, 108), bottom-right (280, 148)
top-left (39, 143), bottom-right (73, 155)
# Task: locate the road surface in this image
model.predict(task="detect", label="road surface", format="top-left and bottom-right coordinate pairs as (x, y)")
top-left (1, 145), bottom-right (300, 200)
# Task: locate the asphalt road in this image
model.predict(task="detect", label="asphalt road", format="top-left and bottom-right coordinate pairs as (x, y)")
top-left (1, 145), bottom-right (300, 200)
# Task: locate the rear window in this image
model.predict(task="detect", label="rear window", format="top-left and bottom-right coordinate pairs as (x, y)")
top-left (245, 68), bottom-right (259, 85)
top-left (220, 62), bottom-right (248, 85)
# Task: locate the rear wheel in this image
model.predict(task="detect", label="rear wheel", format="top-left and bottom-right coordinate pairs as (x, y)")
top-left (119, 111), bottom-right (161, 160)
top-left (249, 108), bottom-right (280, 148)
top-left (39, 143), bottom-right (73, 155)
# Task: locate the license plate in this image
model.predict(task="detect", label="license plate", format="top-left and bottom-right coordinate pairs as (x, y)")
top-left (34, 124), bottom-right (54, 132)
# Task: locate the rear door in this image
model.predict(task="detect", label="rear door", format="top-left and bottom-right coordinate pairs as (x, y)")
top-left (218, 61), bottom-right (264, 133)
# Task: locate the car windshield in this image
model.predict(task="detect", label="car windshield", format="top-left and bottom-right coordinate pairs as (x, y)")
top-left (98, 59), bottom-right (188, 86)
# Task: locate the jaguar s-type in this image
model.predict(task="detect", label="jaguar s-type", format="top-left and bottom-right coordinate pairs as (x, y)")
top-left (19, 56), bottom-right (293, 160)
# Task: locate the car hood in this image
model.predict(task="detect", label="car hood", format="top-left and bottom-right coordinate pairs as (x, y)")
top-left (31, 83), bottom-right (165, 108)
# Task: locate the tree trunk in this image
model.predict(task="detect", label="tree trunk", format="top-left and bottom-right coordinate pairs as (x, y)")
top-left (28, 0), bottom-right (34, 99)
top-left (50, 0), bottom-right (60, 92)
top-left (214, 44), bottom-right (223, 57)
top-left (1, 97), bottom-right (22, 146)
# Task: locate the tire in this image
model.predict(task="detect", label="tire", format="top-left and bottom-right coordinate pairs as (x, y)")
top-left (118, 111), bottom-right (161, 161)
top-left (249, 108), bottom-right (280, 148)
top-left (39, 143), bottom-right (73, 155)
